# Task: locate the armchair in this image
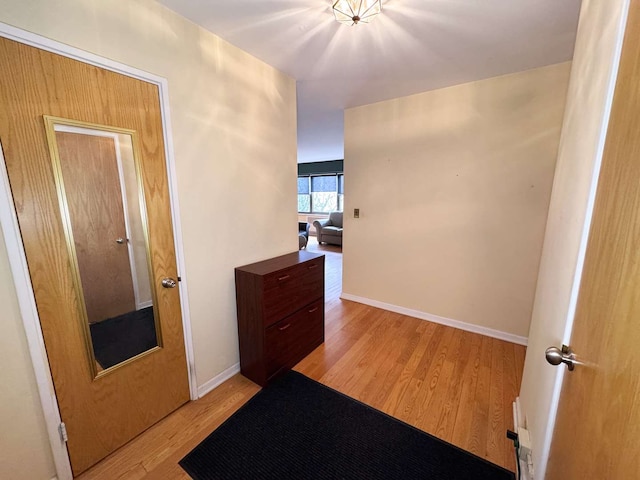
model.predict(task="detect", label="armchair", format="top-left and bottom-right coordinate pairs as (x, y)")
top-left (313, 212), bottom-right (343, 246)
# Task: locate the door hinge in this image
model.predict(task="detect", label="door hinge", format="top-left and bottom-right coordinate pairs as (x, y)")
top-left (59, 422), bottom-right (68, 443)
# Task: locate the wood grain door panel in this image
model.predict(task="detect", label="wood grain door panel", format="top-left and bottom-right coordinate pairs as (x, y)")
top-left (547, 3), bottom-right (640, 478)
top-left (0, 38), bottom-right (190, 475)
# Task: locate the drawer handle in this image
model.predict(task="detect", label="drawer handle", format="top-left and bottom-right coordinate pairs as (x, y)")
top-left (278, 323), bottom-right (292, 331)
top-left (278, 275), bottom-right (290, 281)
top-left (308, 307), bottom-right (319, 313)
top-left (308, 264), bottom-right (318, 270)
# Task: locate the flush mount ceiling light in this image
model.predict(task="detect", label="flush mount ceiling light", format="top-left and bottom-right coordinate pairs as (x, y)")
top-left (332, 0), bottom-right (382, 26)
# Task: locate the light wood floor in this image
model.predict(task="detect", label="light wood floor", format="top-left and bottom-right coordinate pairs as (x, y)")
top-left (78, 236), bottom-right (524, 479)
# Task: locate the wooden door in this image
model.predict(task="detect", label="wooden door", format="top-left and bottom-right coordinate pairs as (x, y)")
top-left (547, 2), bottom-right (640, 478)
top-left (0, 38), bottom-right (190, 475)
top-left (56, 132), bottom-right (136, 323)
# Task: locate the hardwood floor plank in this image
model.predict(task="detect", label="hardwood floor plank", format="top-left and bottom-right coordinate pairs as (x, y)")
top-left (487, 339), bottom-right (506, 468)
top-left (381, 321), bottom-right (438, 413)
top-left (418, 327), bottom-right (464, 434)
top-left (403, 326), bottom-right (455, 425)
top-left (513, 342), bottom-right (526, 390)
top-left (468, 335), bottom-right (493, 459)
top-left (451, 332), bottom-right (483, 448)
top-left (294, 331), bottom-right (356, 378)
top-left (359, 317), bottom-right (424, 409)
top-left (315, 310), bottom-right (386, 386)
top-left (323, 297), bottom-right (368, 339)
top-left (351, 316), bottom-right (419, 406)
top-left (388, 324), bottom-right (446, 421)
top-left (430, 330), bottom-right (474, 440)
top-left (502, 342), bottom-right (519, 472)
top-left (319, 311), bottom-right (397, 392)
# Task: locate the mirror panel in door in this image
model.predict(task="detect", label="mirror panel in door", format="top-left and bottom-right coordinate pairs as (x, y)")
top-left (44, 116), bottom-right (161, 377)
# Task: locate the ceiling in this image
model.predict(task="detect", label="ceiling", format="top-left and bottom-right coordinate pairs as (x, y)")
top-left (156, 0), bottom-right (582, 163)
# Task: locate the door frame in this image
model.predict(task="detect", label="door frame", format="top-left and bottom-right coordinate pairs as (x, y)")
top-left (0, 22), bottom-right (197, 480)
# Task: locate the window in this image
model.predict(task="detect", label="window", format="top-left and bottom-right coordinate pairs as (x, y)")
top-left (297, 174), bottom-right (344, 213)
top-left (297, 177), bottom-right (310, 213)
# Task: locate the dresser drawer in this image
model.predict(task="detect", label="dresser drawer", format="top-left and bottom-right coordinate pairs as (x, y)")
top-left (236, 251), bottom-right (325, 386)
top-left (263, 258), bottom-right (323, 326)
top-left (265, 298), bottom-right (324, 379)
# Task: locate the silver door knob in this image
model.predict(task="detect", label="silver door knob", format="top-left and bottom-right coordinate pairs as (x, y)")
top-left (545, 344), bottom-right (576, 371)
top-left (161, 277), bottom-right (177, 288)
top-left (115, 237), bottom-right (125, 244)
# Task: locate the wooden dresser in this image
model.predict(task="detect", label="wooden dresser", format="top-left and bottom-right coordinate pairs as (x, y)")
top-left (235, 251), bottom-right (325, 386)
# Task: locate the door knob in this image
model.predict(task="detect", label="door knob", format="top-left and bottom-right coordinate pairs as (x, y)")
top-left (161, 277), bottom-right (177, 288)
top-left (115, 237), bottom-right (125, 244)
top-left (545, 344), bottom-right (576, 371)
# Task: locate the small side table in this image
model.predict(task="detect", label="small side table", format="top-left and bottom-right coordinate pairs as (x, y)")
top-left (298, 221), bottom-right (310, 238)
top-left (298, 222), bottom-right (309, 250)
top-left (298, 233), bottom-right (308, 249)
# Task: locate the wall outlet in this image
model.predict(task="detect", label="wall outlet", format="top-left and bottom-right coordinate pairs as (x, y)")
top-left (354, 208), bottom-right (360, 218)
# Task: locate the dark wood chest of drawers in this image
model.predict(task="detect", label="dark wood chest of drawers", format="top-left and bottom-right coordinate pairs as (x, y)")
top-left (235, 251), bottom-right (325, 386)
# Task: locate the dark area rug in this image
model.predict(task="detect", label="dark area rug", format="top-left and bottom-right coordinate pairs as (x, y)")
top-left (180, 371), bottom-right (515, 480)
top-left (89, 306), bottom-right (157, 369)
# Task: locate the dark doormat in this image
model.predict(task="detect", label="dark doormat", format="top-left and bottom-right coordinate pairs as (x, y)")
top-left (180, 371), bottom-right (515, 480)
top-left (89, 306), bottom-right (157, 369)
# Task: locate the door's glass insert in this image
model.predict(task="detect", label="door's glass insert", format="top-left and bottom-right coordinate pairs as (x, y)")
top-left (44, 116), bottom-right (161, 378)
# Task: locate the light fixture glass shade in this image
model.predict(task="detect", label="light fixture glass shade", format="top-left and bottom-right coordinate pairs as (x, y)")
top-left (333, 0), bottom-right (382, 26)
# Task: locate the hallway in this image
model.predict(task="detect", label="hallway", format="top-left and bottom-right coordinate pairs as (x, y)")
top-left (79, 238), bottom-right (523, 478)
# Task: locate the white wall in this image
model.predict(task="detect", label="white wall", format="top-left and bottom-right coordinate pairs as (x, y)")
top-left (0, 0), bottom-right (297, 477)
top-left (343, 63), bottom-right (571, 340)
top-left (0, 232), bottom-right (55, 480)
top-left (518, 0), bottom-right (629, 477)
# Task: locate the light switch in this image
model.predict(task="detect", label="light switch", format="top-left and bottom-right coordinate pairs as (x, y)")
top-left (354, 208), bottom-right (360, 218)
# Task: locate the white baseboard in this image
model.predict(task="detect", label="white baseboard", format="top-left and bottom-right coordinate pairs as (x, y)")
top-left (197, 362), bottom-right (241, 399)
top-left (339, 293), bottom-right (528, 346)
